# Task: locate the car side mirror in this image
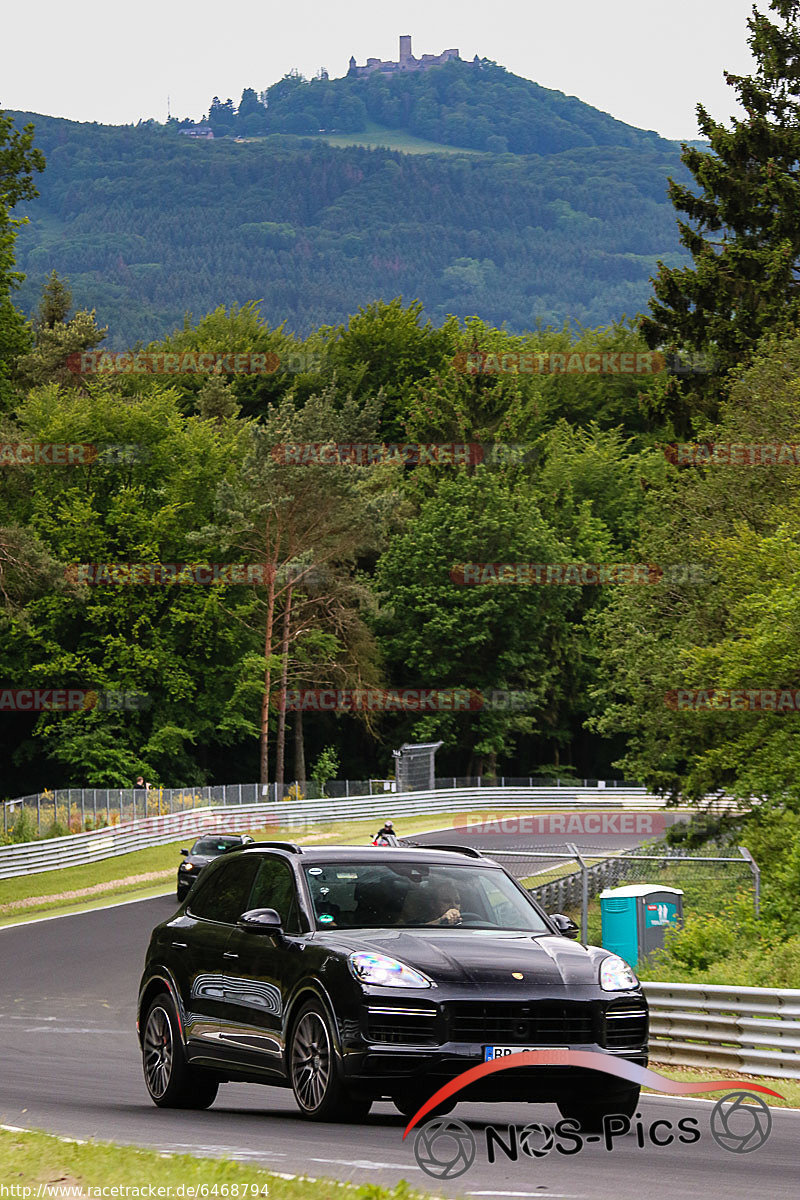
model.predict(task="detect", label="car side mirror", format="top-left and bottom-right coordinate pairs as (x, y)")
top-left (180, 848), bottom-right (189, 856)
top-left (549, 913), bottom-right (580, 940)
top-left (237, 908), bottom-right (283, 935)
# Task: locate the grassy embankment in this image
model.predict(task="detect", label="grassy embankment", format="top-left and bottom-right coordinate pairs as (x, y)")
top-left (0, 810), bottom-right (531, 923)
top-left (0, 1124), bottom-right (423, 1198)
top-left (303, 119), bottom-right (487, 154)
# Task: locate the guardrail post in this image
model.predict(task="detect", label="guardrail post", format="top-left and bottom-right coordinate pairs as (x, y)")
top-left (37, 792), bottom-right (40, 834)
top-left (80, 789), bottom-right (85, 831)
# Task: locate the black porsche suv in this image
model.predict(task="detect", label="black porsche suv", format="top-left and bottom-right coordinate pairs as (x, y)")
top-left (138, 843), bottom-right (648, 1127)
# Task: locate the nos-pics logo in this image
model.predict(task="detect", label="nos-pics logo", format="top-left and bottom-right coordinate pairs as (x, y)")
top-left (403, 1050), bottom-right (781, 1180)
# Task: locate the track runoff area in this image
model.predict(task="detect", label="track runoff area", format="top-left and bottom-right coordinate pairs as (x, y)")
top-left (0, 813), bottom-right (795, 1200)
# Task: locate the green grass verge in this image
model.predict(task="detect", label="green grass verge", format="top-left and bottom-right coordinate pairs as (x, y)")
top-left (646, 1062), bottom-right (800, 1108)
top-left (0, 1125), bottom-right (424, 1197)
top-left (0, 809), bottom-right (511, 922)
top-left (520, 856), bottom-right (606, 891)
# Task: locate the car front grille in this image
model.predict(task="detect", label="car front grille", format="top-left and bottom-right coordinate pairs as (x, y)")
top-left (604, 1000), bottom-right (648, 1050)
top-left (365, 1006), bottom-right (440, 1046)
top-left (446, 1001), bottom-right (595, 1045)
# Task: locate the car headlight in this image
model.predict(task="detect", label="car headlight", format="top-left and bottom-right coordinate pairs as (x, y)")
top-left (181, 863), bottom-right (194, 872)
top-left (599, 954), bottom-right (639, 991)
top-left (348, 951), bottom-right (433, 989)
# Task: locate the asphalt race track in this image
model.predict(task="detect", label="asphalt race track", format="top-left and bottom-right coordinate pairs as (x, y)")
top-left (1, 830), bottom-right (797, 1199)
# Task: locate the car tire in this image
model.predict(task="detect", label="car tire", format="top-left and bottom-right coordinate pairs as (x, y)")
top-left (393, 1091), bottom-right (457, 1119)
top-left (557, 1085), bottom-right (640, 1132)
top-left (288, 1000), bottom-right (371, 1122)
top-left (142, 992), bottom-right (219, 1110)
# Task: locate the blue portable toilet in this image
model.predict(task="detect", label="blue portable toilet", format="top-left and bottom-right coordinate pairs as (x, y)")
top-left (600, 884), bottom-right (684, 967)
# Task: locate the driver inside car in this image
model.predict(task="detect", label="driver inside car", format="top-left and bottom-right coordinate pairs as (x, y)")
top-left (400, 879), bottom-right (462, 926)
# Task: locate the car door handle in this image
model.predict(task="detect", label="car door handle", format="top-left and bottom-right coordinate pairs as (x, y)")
top-left (223, 951), bottom-right (239, 960)
top-left (171, 940), bottom-right (188, 949)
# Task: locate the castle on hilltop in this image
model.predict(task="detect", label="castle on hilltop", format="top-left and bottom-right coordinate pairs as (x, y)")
top-left (348, 35), bottom-right (460, 78)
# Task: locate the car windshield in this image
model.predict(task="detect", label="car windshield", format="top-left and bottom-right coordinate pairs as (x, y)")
top-left (190, 837), bottom-right (240, 855)
top-left (303, 861), bottom-right (550, 932)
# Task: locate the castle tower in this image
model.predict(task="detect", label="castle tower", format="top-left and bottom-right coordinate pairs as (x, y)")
top-left (399, 35), bottom-right (412, 65)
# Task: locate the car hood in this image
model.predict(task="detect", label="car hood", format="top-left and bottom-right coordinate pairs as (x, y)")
top-left (315, 928), bottom-right (606, 988)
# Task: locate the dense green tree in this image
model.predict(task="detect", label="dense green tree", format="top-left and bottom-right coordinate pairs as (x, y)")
top-left (592, 331), bottom-right (800, 800)
top-left (318, 299), bottom-right (458, 440)
top-left (0, 109), bottom-right (44, 410)
top-left (0, 382), bottom-right (255, 787)
top-left (196, 388), bottom-right (391, 784)
top-left (643, 0), bottom-right (800, 428)
top-left (14, 270), bottom-right (106, 388)
top-left (375, 471), bottom-right (588, 774)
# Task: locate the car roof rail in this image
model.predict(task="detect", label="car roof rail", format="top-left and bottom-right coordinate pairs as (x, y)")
top-left (246, 841), bottom-right (303, 854)
top-left (413, 843), bottom-right (485, 859)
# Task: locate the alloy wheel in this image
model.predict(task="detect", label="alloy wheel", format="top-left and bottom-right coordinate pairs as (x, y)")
top-left (291, 1011), bottom-right (332, 1112)
top-left (144, 1006), bottom-right (174, 1099)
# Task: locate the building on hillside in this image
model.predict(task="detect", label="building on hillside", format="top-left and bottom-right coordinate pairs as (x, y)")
top-left (179, 126), bottom-right (214, 140)
top-left (347, 35), bottom-right (459, 78)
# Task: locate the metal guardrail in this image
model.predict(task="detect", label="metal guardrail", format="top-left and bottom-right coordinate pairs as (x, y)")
top-left (0, 805), bottom-right (272, 880)
top-left (0, 776), bottom-right (691, 837)
top-left (643, 981), bottom-right (800, 1080)
top-left (0, 787), bottom-right (693, 879)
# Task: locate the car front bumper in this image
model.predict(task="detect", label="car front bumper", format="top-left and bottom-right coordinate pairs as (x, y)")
top-left (339, 989), bottom-right (648, 1100)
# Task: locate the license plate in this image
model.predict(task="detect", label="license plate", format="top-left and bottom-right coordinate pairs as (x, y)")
top-left (485, 1045), bottom-right (569, 1060)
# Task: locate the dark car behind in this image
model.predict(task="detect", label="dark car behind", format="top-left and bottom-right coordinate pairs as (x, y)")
top-left (176, 833), bottom-right (254, 900)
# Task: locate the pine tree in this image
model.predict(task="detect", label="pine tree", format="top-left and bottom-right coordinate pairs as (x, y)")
top-left (36, 270), bottom-right (72, 329)
top-left (196, 375), bottom-right (241, 423)
top-left (642, 1), bottom-right (800, 426)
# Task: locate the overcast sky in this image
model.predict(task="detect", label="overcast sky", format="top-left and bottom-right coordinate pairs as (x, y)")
top-left (3, 0), bottom-right (769, 139)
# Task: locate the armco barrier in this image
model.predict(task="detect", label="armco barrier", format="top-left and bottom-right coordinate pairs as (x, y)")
top-left (643, 981), bottom-right (800, 1080)
top-left (0, 787), bottom-right (700, 880)
top-left (0, 805), bottom-right (272, 881)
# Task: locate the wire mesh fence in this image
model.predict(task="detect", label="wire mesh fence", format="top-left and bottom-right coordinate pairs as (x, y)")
top-left (481, 843), bottom-right (760, 936)
top-left (1, 776), bottom-right (643, 841)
